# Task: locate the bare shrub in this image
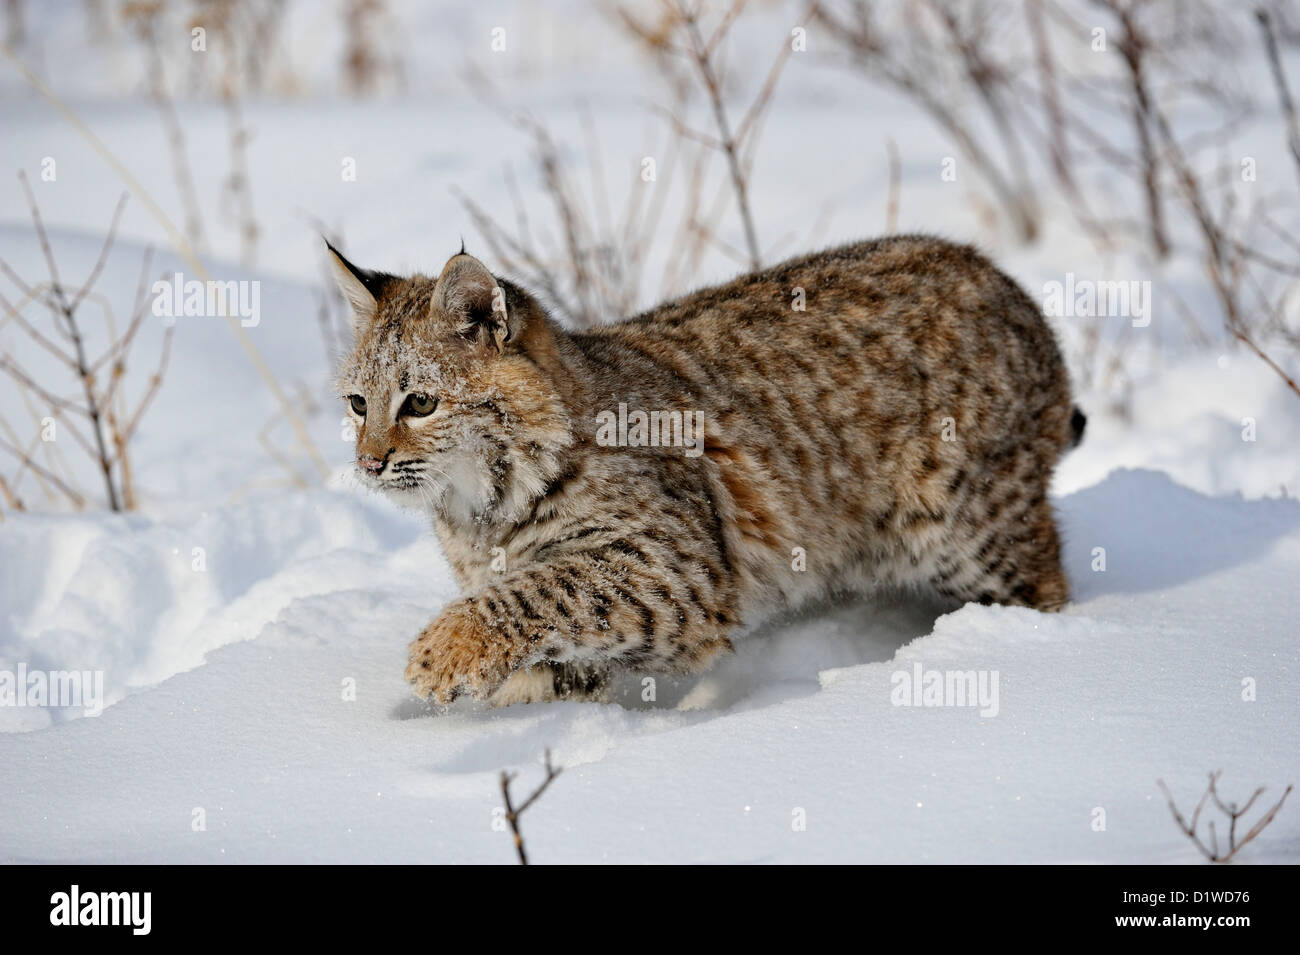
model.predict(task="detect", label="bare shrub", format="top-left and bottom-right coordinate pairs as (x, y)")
top-left (1158, 771), bottom-right (1293, 863)
top-left (0, 177), bottom-right (172, 512)
top-left (456, 0), bottom-right (824, 327)
top-left (817, 0), bottom-right (1041, 243)
top-left (123, 0), bottom-right (209, 257)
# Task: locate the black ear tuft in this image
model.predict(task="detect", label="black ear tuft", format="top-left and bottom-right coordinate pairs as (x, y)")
top-left (324, 239), bottom-right (396, 301)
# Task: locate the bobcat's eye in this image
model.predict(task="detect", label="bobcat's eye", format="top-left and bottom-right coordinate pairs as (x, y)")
top-left (348, 395), bottom-right (367, 416)
top-left (401, 393), bottom-right (437, 417)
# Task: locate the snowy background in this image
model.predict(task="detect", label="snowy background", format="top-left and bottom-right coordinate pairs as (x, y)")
top-left (1, 0), bottom-right (1298, 863)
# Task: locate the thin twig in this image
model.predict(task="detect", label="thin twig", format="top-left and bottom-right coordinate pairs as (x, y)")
top-left (0, 44), bottom-right (329, 482)
top-left (1257, 8), bottom-right (1300, 192)
top-left (669, 0), bottom-right (762, 269)
top-left (885, 137), bottom-right (901, 232)
top-left (18, 171), bottom-right (121, 509)
top-left (499, 749), bottom-right (563, 866)
top-left (0, 435), bottom-right (86, 508)
top-left (1158, 772), bottom-right (1294, 863)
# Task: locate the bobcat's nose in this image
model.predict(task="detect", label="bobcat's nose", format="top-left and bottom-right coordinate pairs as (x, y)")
top-left (358, 453), bottom-right (386, 476)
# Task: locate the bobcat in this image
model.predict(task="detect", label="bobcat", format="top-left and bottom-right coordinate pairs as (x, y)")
top-left (329, 235), bottom-right (1084, 706)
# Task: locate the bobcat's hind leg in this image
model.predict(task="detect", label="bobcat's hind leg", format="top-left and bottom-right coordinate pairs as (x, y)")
top-left (932, 490), bottom-right (1070, 612)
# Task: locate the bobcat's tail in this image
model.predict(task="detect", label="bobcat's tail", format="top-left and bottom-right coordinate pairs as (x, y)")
top-left (1069, 405), bottom-right (1087, 449)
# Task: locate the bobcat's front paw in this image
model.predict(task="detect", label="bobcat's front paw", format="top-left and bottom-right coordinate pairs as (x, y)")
top-left (405, 604), bottom-right (521, 704)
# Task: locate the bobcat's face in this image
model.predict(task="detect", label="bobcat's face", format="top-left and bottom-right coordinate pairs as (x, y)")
top-left (330, 244), bottom-right (572, 524)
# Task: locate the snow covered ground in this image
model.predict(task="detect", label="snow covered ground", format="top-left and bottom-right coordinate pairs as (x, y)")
top-left (1, 1), bottom-right (1298, 863)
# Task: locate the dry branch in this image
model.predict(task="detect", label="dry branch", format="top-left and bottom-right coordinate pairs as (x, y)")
top-left (457, 0), bottom-right (820, 329)
top-left (499, 749), bottom-right (563, 866)
top-left (1158, 771), bottom-right (1293, 863)
top-left (1091, 0), bottom-right (1170, 259)
top-left (818, 0), bottom-right (1040, 243)
top-left (1257, 8), bottom-right (1300, 192)
top-left (0, 43), bottom-right (330, 484)
top-left (125, 2), bottom-right (208, 255)
top-left (0, 177), bottom-right (175, 511)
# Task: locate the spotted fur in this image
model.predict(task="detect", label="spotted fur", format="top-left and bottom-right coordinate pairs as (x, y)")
top-left (330, 235), bottom-right (1082, 706)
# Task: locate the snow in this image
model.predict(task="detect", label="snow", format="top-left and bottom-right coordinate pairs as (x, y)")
top-left (1, 1), bottom-right (1298, 863)
top-left (6, 458), bottom-right (1297, 863)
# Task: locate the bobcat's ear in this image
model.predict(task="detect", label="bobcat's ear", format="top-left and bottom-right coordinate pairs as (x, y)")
top-left (325, 239), bottom-right (392, 328)
top-left (432, 253), bottom-right (516, 354)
